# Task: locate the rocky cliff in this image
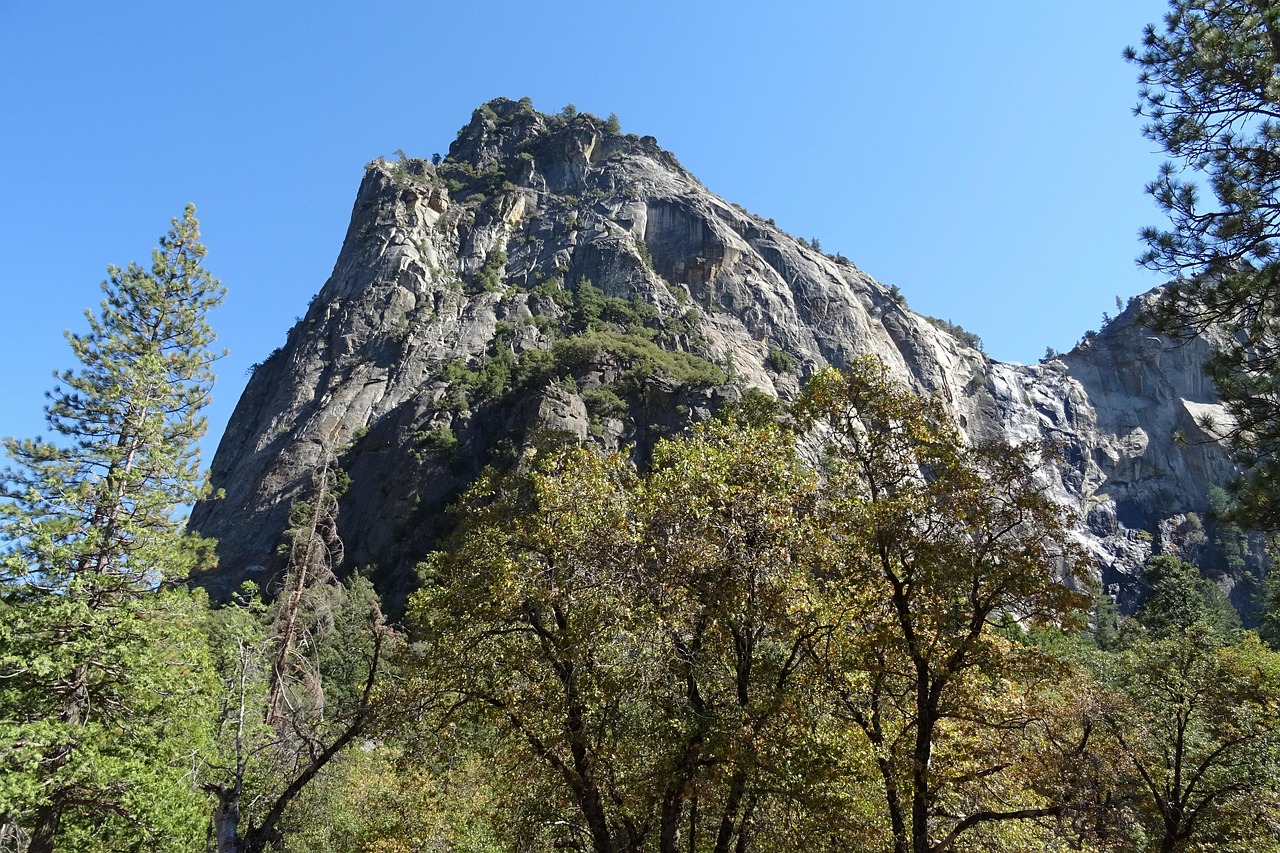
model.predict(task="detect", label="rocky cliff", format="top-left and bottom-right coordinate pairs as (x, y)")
top-left (189, 98), bottom-right (1250, 611)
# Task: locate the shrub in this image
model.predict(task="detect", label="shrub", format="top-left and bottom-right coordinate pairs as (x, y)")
top-left (766, 348), bottom-right (798, 374)
top-left (582, 388), bottom-right (628, 420)
top-left (635, 239), bottom-right (654, 270)
top-left (533, 276), bottom-right (574, 310)
top-left (469, 249), bottom-right (508, 294)
top-left (417, 425), bottom-right (458, 454)
top-left (923, 316), bottom-right (983, 352)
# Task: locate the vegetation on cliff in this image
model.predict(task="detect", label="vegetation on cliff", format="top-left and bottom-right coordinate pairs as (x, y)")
top-left (11, 3), bottom-right (1280, 843)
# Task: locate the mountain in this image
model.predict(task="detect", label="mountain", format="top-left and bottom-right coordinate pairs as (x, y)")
top-left (189, 97), bottom-right (1252, 612)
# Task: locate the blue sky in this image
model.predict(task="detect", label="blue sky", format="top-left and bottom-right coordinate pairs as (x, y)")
top-left (0, 1), bottom-right (1172, 461)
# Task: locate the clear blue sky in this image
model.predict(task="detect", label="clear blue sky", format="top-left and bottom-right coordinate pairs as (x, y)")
top-left (0, 1), bottom-right (1172, 460)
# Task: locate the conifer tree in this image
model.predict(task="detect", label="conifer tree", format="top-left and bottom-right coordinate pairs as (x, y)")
top-left (1100, 556), bottom-right (1280, 850)
top-left (1129, 1), bottom-right (1280, 527)
top-left (0, 205), bottom-right (224, 851)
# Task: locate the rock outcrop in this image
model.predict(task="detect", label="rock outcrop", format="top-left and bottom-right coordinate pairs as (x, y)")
top-left (189, 98), bottom-right (1249, 611)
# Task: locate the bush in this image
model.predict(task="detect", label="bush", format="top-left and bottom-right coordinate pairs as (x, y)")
top-left (766, 348), bottom-right (798, 374)
top-left (416, 425), bottom-right (458, 454)
top-left (717, 387), bottom-right (784, 427)
top-left (635, 239), bottom-right (655, 270)
top-left (469, 249), bottom-right (508, 295)
top-left (583, 388), bottom-right (628, 420)
top-left (533, 276), bottom-right (574, 310)
top-left (514, 331), bottom-right (725, 395)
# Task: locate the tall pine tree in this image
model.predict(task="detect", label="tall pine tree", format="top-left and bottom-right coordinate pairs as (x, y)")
top-left (0, 205), bottom-right (225, 851)
top-left (1129, 1), bottom-right (1280, 527)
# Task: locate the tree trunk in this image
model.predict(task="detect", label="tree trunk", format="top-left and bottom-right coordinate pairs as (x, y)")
top-left (26, 803), bottom-right (60, 853)
top-left (712, 771), bottom-right (747, 853)
top-left (659, 789), bottom-right (684, 853)
top-left (210, 793), bottom-right (241, 853)
top-left (912, 678), bottom-right (937, 853)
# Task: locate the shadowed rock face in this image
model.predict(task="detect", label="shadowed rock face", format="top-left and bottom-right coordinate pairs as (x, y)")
top-left (189, 98), bottom-right (1241, 611)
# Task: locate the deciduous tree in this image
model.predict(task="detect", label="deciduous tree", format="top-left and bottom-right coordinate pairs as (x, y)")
top-left (796, 356), bottom-right (1093, 853)
top-left (1096, 554), bottom-right (1280, 852)
top-left (408, 421), bottom-right (836, 853)
top-left (410, 446), bottom-right (647, 853)
top-left (634, 420), bottom-right (831, 853)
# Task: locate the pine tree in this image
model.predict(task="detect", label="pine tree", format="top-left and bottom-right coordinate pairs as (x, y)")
top-left (0, 205), bottom-right (225, 850)
top-left (1129, 1), bottom-right (1280, 527)
top-left (1136, 555), bottom-right (1240, 639)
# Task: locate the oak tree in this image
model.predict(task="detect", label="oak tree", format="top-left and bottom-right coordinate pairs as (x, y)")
top-left (796, 357), bottom-right (1093, 853)
top-left (1098, 555), bottom-right (1280, 852)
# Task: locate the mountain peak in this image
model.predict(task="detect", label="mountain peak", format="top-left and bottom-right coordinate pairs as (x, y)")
top-left (190, 100), bottom-right (1252, 614)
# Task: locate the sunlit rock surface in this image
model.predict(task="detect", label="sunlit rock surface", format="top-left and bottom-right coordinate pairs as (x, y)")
top-left (190, 99), bottom-right (1241, 610)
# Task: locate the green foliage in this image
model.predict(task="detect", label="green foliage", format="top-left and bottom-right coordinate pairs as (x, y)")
top-left (1207, 484), bottom-right (1251, 579)
top-left (766, 347), bottom-right (799, 374)
top-left (416, 425), bottom-right (459, 455)
top-left (515, 329), bottom-right (726, 396)
top-left (1076, 547), bottom-right (1280, 850)
top-left (275, 743), bottom-right (506, 853)
top-left (923, 314), bottom-right (984, 351)
top-left (581, 387), bottom-right (628, 420)
top-left (409, 447), bottom-right (647, 850)
top-left (1258, 570), bottom-right (1280, 648)
top-left (199, 574), bottom-right (396, 853)
top-left (407, 421), bottom-right (836, 852)
top-left (402, 359), bottom-right (1103, 852)
top-left (436, 336), bottom-right (518, 409)
top-left (199, 458), bottom-right (398, 852)
top-left (1137, 555), bottom-right (1240, 639)
top-left (383, 150), bottom-right (432, 189)
top-left (432, 296), bottom-right (721, 415)
top-left (1094, 627), bottom-right (1280, 850)
top-left (572, 276), bottom-right (605, 327)
top-left (716, 387), bottom-right (786, 427)
top-left (795, 355), bottom-right (1093, 853)
top-left (0, 206), bottom-right (225, 849)
top-left (634, 237), bottom-right (655, 270)
top-left (438, 160), bottom-right (511, 199)
top-left (532, 275), bottom-right (574, 309)
top-left (570, 278), bottom-right (661, 337)
top-left (1130, 1), bottom-right (1280, 530)
top-left (468, 248), bottom-right (509, 295)
top-left (1089, 586), bottom-right (1123, 651)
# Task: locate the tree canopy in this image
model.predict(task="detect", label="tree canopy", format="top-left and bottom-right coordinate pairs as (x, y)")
top-left (1129, 0), bottom-right (1280, 527)
top-left (0, 205), bottom-right (225, 851)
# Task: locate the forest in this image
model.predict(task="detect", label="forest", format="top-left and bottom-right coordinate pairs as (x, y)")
top-left (7, 1), bottom-right (1280, 851)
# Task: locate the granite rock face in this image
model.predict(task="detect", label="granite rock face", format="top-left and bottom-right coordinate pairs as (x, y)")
top-left (189, 98), bottom-right (1245, 609)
